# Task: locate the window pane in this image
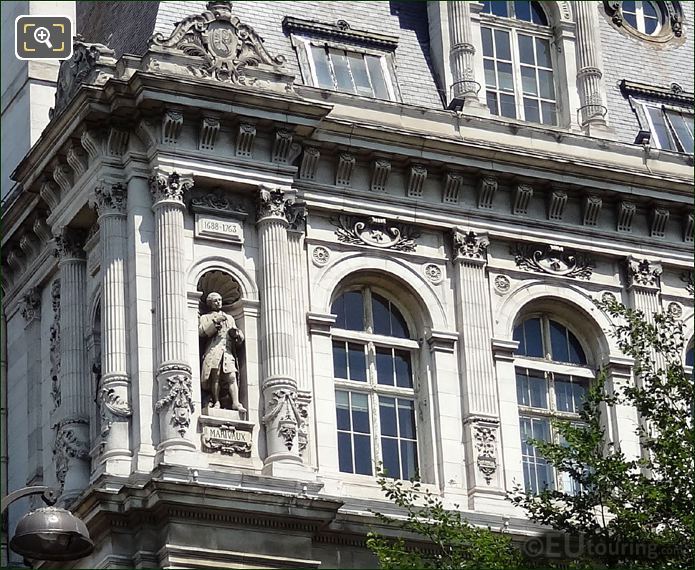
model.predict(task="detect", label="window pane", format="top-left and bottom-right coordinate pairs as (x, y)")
top-left (381, 437), bottom-right (400, 478)
top-left (667, 111), bottom-right (695, 153)
top-left (541, 101), bottom-right (557, 126)
top-left (379, 397), bottom-right (398, 437)
top-left (538, 69), bottom-right (555, 99)
top-left (401, 440), bottom-right (418, 480)
top-left (487, 91), bottom-right (499, 115)
top-left (351, 392), bottom-right (370, 433)
top-left (310, 45), bottom-right (334, 89)
top-left (523, 318), bottom-right (544, 357)
top-left (394, 350), bottom-right (413, 388)
top-left (550, 320), bottom-right (570, 363)
top-left (524, 98), bottom-right (540, 123)
top-left (516, 370), bottom-right (529, 406)
top-left (647, 107), bottom-right (675, 150)
top-left (573, 382), bottom-right (587, 410)
top-left (518, 34), bottom-right (534, 65)
top-left (348, 52), bottom-right (372, 96)
top-left (484, 59), bottom-right (496, 88)
top-left (348, 343), bottom-right (367, 381)
top-left (568, 331), bottom-right (587, 365)
top-left (643, 0), bottom-right (658, 18)
top-left (489, 1), bottom-right (509, 17)
top-left (500, 94), bottom-right (516, 118)
top-left (390, 305), bottom-right (409, 339)
top-left (398, 399), bottom-right (416, 439)
top-left (336, 390), bottom-right (350, 430)
top-left (535, 38), bottom-right (552, 68)
top-left (372, 294), bottom-right (391, 336)
top-left (330, 49), bottom-right (355, 93)
top-left (365, 55), bottom-right (390, 100)
top-left (644, 15), bottom-right (658, 34)
top-left (530, 1), bottom-right (548, 25)
top-left (376, 346), bottom-right (394, 386)
top-left (333, 341), bottom-right (348, 379)
top-left (555, 375), bottom-right (572, 412)
top-left (494, 29), bottom-right (511, 60)
top-left (529, 371), bottom-right (548, 408)
top-left (332, 291), bottom-right (364, 330)
top-left (337, 432), bottom-right (353, 472)
top-left (623, 1), bottom-right (636, 12)
top-left (515, 1), bottom-right (532, 22)
top-left (498, 62), bottom-right (514, 91)
top-left (354, 434), bottom-right (373, 474)
top-left (623, 10), bottom-right (638, 28)
top-left (686, 346), bottom-right (695, 367)
top-left (482, 27), bottom-right (494, 57)
top-left (521, 66), bottom-right (537, 95)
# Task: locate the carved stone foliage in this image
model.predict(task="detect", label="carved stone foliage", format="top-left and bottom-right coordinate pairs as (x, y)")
top-left (155, 373), bottom-right (195, 437)
top-left (331, 215), bottom-right (419, 252)
top-left (50, 41), bottom-right (115, 120)
top-left (50, 280), bottom-right (61, 411)
top-left (258, 185), bottom-right (292, 220)
top-left (263, 389), bottom-right (301, 451)
top-left (53, 420), bottom-right (89, 488)
top-left (297, 391), bottom-right (311, 456)
top-left (149, 171), bottom-right (194, 204)
top-left (452, 229), bottom-right (489, 262)
top-left (98, 386), bottom-right (133, 441)
top-left (626, 257), bottom-right (662, 289)
top-left (189, 191), bottom-right (247, 217)
top-left (93, 181), bottom-right (127, 216)
top-left (473, 422), bottom-right (498, 485)
top-left (54, 228), bottom-right (87, 260)
top-left (681, 271), bottom-right (694, 296)
top-left (513, 244), bottom-right (594, 280)
top-left (20, 287), bottom-right (41, 323)
top-left (149, 1), bottom-right (286, 83)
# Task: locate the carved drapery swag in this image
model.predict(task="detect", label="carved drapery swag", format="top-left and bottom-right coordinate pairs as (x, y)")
top-left (513, 243), bottom-right (594, 280)
top-left (331, 215), bottom-right (420, 252)
top-left (149, 1), bottom-right (286, 84)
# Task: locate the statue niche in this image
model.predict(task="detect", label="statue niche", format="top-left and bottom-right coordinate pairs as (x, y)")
top-left (197, 271), bottom-right (246, 414)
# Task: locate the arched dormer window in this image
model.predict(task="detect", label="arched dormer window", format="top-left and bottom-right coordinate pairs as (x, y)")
top-left (513, 314), bottom-right (593, 494)
top-left (331, 286), bottom-right (419, 480)
top-left (480, 1), bottom-right (558, 125)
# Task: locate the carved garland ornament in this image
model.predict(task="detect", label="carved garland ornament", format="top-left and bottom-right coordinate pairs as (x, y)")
top-left (473, 423), bottom-right (498, 485)
top-left (53, 420), bottom-right (89, 488)
top-left (50, 280), bottom-right (62, 411)
top-left (513, 244), bottom-right (594, 280)
top-left (149, 1), bottom-right (286, 84)
top-left (155, 374), bottom-right (195, 437)
top-left (263, 389), bottom-right (301, 451)
top-left (98, 387), bottom-right (133, 439)
top-left (331, 215), bottom-right (420, 252)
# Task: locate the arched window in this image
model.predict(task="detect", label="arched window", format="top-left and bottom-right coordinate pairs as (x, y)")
top-left (513, 314), bottom-right (593, 494)
top-left (481, 1), bottom-right (557, 125)
top-left (621, 1), bottom-right (663, 35)
top-left (331, 286), bottom-right (419, 480)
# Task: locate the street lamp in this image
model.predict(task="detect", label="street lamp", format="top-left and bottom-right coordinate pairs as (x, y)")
top-left (1, 486), bottom-right (94, 561)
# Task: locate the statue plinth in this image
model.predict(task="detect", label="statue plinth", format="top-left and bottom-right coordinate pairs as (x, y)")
top-left (199, 408), bottom-right (254, 457)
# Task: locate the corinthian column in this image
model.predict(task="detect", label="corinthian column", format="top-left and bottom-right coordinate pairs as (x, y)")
top-left (257, 186), bottom-right (306, 475)
top-left (149, 171), bottom-right (196, 457)
top-left (447, 1), bottom-right (484, 110)
top-left (93, 181), bottom-right (132, 474)
top-left (573, 2), bottom-right (609, 130)
top-left (451, 228), bottom-right (504, 506)
top-left (53, 228), bottom-right (90, 503)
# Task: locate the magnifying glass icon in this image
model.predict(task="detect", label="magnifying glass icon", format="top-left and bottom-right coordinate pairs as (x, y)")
top-left (33, 26), bottom-right (53, 49)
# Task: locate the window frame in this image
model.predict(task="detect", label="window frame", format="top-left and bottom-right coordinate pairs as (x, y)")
top-left (295, 36), bottom-right (400, 102)
top-left (480, 3), bottom-right (559, 126)
top-left (331, 286), bottom-right (420, 480)
top-left (631, 97), bottom-right (694, 153)
top-left (514, 314), bottom-right (594, 494)
top-left (621, 0), bottom-right (663, 35)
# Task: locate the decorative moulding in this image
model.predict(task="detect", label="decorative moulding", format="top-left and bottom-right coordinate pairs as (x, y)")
top-left (199, 117), bottom-right (221, 151)
top-left (513, 184), bottom-right (533, 215)
top-left (548, 190), bottom-right (568, 221)
top-left (683, 212), bottom-right (693, 243)
top-left (451, 229), bottom-right (489, 263)
top-left (272, 129), bottom-right (302, 164)
top-left (583, 195), bottom-right (602, 226)
top-left (443, 172), bottom-right (463, 204)
top-left (617, 200), bottom-right (636, 232)
top-left (370, 159), bottom-right (391, 193)
top-left (512, 243), bottom-right (594, 280)
top-left (477, 176), bottom-right (497, 209)
top-left (650, 208), bottom-right (670, 238)
top-left (406, 165), bottom-right (427, 198)
top-left (189, 190), bottom-right (248, 219)
top-left (335, 153), bottom-right (356, 186)
top-left (299, 147), bottom-right (320, 180)
top-left (235, 123), bottom-right (256, 158)
top-left (619, 80), bottom-right (692, 104)
top-left (331, 215), bottom-right (419, 252)
top-left (282, 16), bottom-right (399, 49)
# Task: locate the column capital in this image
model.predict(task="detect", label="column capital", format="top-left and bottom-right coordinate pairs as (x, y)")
top-left (149, 171), bottom-right (193, 207)
top-left (93, 180), bottom-right (127, 216)
top-left (257, 185), bottom-right (295, 224)
top-left (451, 228), bottom-right (489, 265)
top-left (54, 227), bottom-right (87, 260)
top-left (626, 256), bottom-right (662, 291)
top-left (20, 286), bottom-right (41, 325)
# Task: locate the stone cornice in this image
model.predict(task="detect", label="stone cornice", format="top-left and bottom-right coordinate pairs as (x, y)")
top-left (283, 16), bottom-right (399, 49)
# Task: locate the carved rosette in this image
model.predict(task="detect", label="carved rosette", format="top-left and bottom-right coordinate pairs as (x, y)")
top-left (472, 422), bottom-right (498, 485)
top-left (257, 185), bottom-right (292, 222)
top-left (452, 229), bottom-right (489, 264)
top-left (513, 244), bottom-right (594, 280)
top-left (53, 420), bottom-right (89, 489)
top-left (93, 181), bottom-right (127, 216)
top-left (20, 287), bottom-right (41, 324)
top-left (149, 171), bottom-right (193, 206)
top-left (331, 215), bottom-right (420, 252)
top-left (155, 370), bottom-right (195, 437)
top-left (54, 228), bottom-right (87, 260)
top-left (148, 1), bottom-right (286, 84)
top-left (626, 257), bottom-right (662, 290)
top-left (263, 389), bottom-right (301, 452)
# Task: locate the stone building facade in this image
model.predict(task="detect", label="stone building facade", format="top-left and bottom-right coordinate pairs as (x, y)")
top-left (1, 1), bottom-right (693, 567)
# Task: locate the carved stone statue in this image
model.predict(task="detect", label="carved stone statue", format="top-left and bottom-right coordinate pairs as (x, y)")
top-left (199, 292), bottom-right (246, 412)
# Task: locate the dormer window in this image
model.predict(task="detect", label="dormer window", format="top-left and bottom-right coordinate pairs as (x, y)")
top-left (480, 1), bottom-right (557, 125)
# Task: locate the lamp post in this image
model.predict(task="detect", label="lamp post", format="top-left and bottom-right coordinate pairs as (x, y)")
top-left (1, 486), bottom-right (94, 562)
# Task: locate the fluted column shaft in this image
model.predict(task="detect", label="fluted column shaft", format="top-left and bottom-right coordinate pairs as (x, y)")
top-left (257, 186), bottom-right (304, 467)
top-left (451, 229), bottom-right (503, 495)
top-left (448, 1), bottom-right (479, 101)
top-left (54, 228), bottom-right (90, 502)
top-left (150, 172), bottom-right (195, 452)
top-left (573, 2), bottom-right (608, 127)
top-left (94, 182), bottom-right (132, 472)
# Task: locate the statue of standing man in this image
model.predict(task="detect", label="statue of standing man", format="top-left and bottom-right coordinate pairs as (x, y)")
top-left (199, 292), bottom-right (246, 412)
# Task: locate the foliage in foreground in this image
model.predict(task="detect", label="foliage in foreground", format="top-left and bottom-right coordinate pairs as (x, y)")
top-left (509, 298), bottom-right (694, 569)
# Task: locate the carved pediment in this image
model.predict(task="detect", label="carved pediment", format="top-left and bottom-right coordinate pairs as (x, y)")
top-left (149, 1), bottom-right (286, 85)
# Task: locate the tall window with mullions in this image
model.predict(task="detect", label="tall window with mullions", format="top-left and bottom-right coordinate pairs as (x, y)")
top-left (332, 287), bottom-right (419, 480)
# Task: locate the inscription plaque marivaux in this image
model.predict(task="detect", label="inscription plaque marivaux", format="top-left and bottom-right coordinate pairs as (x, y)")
top-left (202, 422), bottom-right (252, 455)
top-left (195, 214), bottom-right (244, 244)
